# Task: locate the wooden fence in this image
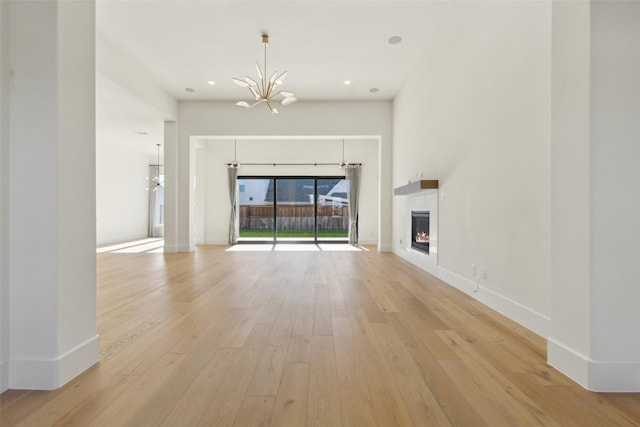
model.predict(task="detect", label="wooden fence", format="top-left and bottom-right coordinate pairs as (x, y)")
top-left (239, 204), bottom-right (348, 231)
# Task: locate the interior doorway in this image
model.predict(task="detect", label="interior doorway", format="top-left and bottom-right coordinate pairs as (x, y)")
top-left (238, 176), bottom-right (349, 243)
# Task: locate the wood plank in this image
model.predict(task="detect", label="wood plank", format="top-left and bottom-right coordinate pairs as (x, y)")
top-left (195, 323), bottom-right (273, 426)
top-left (232, 396), bottom-right (275, 427)
top-left (333, 330), bottom-right (381, 426)
top-left (285, 335), bottom-right (312, 364)
top-left (307, 336), bottom-right (342, 426)
top-left (86, 353), bottom-right (186, 427)
top-left (246, 345), bottom-right (288, 396)
top-left (160, 347), bottom-right (240, 426)
top-left (270, 363), bottom-right (310, 427)
top-left (349, 310), bottom-right (414, 426)
top-left (371, 321), bottom-right (453, 426)
top-left (436, 330), bottom-right (560, 427)
top-left (506, 373), bottom-right (638, 427)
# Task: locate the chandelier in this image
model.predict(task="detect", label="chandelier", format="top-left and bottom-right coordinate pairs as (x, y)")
top-left (151, 143), bottom-right (163, 191)
top-left (233, 34), bottom-right (296, 114)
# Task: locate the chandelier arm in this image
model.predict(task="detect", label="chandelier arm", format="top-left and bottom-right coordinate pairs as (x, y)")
top-left (248, 99), bottom-right (266, 108)
top-left (263, 41), bottom-right (268, 96)
top-left (249, 86), bottom-right (260, 100)
top-left (266, 82), bottom-right (275, 100)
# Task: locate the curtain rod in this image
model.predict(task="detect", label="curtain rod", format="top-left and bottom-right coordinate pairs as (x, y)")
top-left (224, 162), bottom-right (362, 167)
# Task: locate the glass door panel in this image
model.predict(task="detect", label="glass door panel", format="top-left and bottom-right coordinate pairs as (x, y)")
top-left (238, 178), bottom-right (275, 241)
top-left (317, 178), bottom-right (348, 241)
top-left (276, 178), bottom-right (315, 241)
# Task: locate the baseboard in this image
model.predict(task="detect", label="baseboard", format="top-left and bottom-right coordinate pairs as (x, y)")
top-left (57, 335), bottom-right (100, 388)
top-left (546, 338), bottom-right (590, 388)
top-left (548, 338), bottom-right (640, 392)
top-left (163, 244), bottom-right (178, 253)
top-left (9, 335), bottom-right (99, 390)
top-left (392, 244), bottom-right (438, 276)
top-left (0, 359), bottom-right (8, 392)
top-left (377, 243), bottom-right (393, 252)
top-left (588, 360), bottom-right (640, 392)
top-left (178, 243), bottom-right (195, 252)
top-left (437, 266), bottom-right (549, 338)
top-left (204, 239), bottom-right (229, 245)
top-left (391, 245), bottom-right (549, 338)
top-left (164, 243), bottom-right (196, 253)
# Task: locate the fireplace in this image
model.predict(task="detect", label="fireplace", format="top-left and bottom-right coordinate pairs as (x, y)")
top-left (411, 211), bottom-right (430, 254)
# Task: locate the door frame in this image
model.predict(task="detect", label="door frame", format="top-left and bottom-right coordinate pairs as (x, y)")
top-left (237, 175), bottom-right (351, 244)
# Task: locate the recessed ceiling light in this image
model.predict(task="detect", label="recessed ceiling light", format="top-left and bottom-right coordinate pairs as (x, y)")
top-left (344, 80), bottom-right (351, 85)
top-left (185, 87), bottom-right (195, 92)
top-left (207, 80), bottom-right (215, 86)
top-left (388, 36), bottom-right (402, 45)
top-left (369, 88), bottom-right (379, 93)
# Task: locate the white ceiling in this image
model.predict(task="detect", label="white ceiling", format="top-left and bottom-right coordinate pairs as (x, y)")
top-left (96, 0), bottom-right (454, 102)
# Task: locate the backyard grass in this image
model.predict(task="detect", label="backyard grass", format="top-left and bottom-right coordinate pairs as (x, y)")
top-left (239, 229), bottom-right (348, 238)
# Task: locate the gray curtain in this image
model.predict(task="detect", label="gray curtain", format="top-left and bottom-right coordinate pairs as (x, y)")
top-left (148, 165), bottom-right (164, 237)
top-left (228, 166), bottom-right (239, 244)
top-left (345, 164), bottom-right (361, 245)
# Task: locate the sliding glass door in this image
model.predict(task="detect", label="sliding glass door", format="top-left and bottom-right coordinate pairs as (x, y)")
top-left (238, 178), bottom-right (274, 241)
top-left (238, 176), bottom-right (348, 243)
top-left (276, 178), bottom-right (315, 241)
top-left (317, 178), bottom-right (348, 240)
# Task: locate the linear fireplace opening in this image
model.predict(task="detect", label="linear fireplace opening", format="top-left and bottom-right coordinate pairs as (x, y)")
top-left (411, 211), bottom-right (430, 254)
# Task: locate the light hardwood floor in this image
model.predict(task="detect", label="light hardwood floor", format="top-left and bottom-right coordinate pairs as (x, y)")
top-left (1, 245), bottom-right (639, 426)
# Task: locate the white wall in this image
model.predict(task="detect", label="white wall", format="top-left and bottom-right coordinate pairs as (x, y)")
top-left (392, 1), bottom-right (551, 336)
top-left (171, 101), bottom-right (392, 252)
top-left (589, 0), bottom-right (640, 384)
top-left (6, 0), bottom-right (98, 390)
top-left (96, 34), bottom-right (177, 122)
top-left (0, 0), bottom-right (9, 393)
top-left (94, 25), bottom-right (177, 247)
top-left (96, 117), bottom-right (163, 245)
top-left (548, 0), bottom-right (592, 387)
top-left (549, 0), bottom-right (640, 392)
top-left (194, 137), bottom-right (379, 245)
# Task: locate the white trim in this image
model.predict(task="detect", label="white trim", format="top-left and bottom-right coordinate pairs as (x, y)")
top-left (0, 359), bottom-right (8, 392)
top-left (359, 239), bottom-right (377, 246)
top-left (178, 243), bottom-right (195, 252)
top-left (164, 243), bottom-right (195, 253)
top-left (587, 360), bottom-right (640, 392)
top-left (57, 335), bottom-right (100, 388)
top-left (377, 243), bottom-right (392, 252)
top-left (392, 244), bottom-right (438, 276)
top-left (205, 239), bottom-right (229, 245)
top-left (8, 335), bottom-right (99, 390)
top-left (546, 338), bottom-right (589, 389)
top-left (436, 266), bottom-right (549, 338)
top-left (392, 245), bottom-right (550, 338)
top-left (548, 338), bottom-right (640, 392)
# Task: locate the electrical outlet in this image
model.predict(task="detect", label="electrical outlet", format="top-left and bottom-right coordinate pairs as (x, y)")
top-left (471, 264), bottom-right (476, 276)
top-left (482, 268), bottom-right (487, 279)
top-left (399, 238), bottom-right (403, 245)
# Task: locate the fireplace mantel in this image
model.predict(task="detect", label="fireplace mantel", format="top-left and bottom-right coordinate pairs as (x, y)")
top-left (393, 180), bottom-right (439, 196)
